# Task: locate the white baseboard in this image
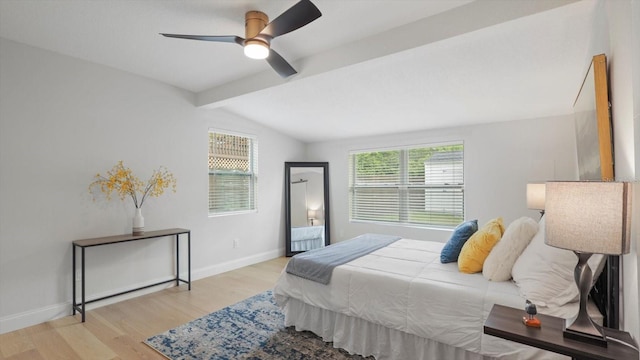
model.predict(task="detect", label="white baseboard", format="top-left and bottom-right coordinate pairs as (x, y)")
top-left (191, 248), bottom-right (284, 280)
top-left (0, 302), bottom-right (69, 335)
top-left (0, 248), bottom-right (285, 335)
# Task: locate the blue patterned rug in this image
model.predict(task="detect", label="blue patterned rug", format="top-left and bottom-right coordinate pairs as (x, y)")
top-left (144, 290), bottom-right (372, 359)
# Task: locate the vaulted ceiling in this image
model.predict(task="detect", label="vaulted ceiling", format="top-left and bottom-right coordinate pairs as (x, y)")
top-left (0, 0), bottom-right (595, 142)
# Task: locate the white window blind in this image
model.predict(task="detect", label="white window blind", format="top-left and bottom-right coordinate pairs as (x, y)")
top-left (349, 143), bottom-right (464, 228)
top-left (208, 131), bottom-right (258, 215)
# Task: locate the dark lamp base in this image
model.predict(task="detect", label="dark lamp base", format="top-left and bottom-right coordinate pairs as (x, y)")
top-left (566, 251), bottom-right (608, 348)
top-left (562, 251), bottom-right (609, 348)
top-left (564, 327), bottom-right (608, 347)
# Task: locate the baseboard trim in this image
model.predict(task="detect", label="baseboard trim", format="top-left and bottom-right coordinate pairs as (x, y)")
top-left (0, 302), bottom-right (69, 335)
top-left (191, 248), bottom-right (284, 280)
top-left (0, 248), bottom-right (285, 334)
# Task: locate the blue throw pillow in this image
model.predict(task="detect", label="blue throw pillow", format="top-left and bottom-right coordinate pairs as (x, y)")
top-left (440, 219), bottom-right (478, 263)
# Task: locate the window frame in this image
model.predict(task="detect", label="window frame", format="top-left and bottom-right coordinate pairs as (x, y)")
top-left (348, 141), bottom-right (464, 229)
top-left (208, 129), bottom-right (258, 217)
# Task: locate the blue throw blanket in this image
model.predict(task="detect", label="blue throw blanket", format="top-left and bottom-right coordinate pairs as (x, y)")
top-left (286, 233), bottom-right (402, 284)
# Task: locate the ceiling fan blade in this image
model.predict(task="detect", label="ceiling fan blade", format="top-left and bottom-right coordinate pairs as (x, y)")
top-left (161, 34), bottom-right (244, 46)
top-left (266, 49), bottom-right (297, 78)
top-left (259, 0), bottom-right (321, 39)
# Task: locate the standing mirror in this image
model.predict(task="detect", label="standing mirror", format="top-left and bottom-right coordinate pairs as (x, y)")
top-left (285, 162), bottom-right (330, 256)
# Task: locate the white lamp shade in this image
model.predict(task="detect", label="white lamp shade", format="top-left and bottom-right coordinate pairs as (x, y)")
top-left (544, 181), bottom-right (631, 255)
top-left (244, 40), bottom-right (269, 59)
top-left (307, 209), bottom-right (317, 219)
top-left (526, 183), bottom-right (546, 210)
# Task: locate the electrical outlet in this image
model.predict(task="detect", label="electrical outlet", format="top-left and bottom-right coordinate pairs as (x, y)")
top-left (233, 239), bottom-right (239, 248)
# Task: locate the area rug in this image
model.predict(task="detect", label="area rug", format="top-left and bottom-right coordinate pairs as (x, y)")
top-left (144, 290), bottom-right (372, 359)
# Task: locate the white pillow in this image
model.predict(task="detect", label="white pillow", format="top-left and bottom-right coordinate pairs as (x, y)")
top-left (511, 216), bottom-right (579, 308)
top-left (483, 217), bottom-right (538, 281)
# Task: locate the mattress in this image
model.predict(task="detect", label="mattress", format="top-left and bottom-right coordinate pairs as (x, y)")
top-left (274, 238), bottom-right (582, 358)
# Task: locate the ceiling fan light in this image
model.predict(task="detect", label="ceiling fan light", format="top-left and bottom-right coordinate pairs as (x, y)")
top-left (244, 40), bottom-right (269, 59)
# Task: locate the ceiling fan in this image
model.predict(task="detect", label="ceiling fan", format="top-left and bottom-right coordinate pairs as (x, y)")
top-left (161, 0), bottom-right (322, 78)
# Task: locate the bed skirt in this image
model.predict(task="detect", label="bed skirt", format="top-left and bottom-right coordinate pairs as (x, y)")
top-left (290, 237), bottom-right (323, 251)
top-left (281, 297), bottom-right (569, 360)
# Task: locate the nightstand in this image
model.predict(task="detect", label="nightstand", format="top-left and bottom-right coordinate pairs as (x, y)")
top-left (484, 304), bottom-right (638, 360)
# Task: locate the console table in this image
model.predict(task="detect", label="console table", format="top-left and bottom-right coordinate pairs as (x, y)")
top-left (72, 228), bottom-right (191, 322)
top-left (484, 304), bottom-right (638, 360)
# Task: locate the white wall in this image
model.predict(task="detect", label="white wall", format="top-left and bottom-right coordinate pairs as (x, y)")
top-left (586, 0), bottom-right (639, 341)
top-left (0, 38), bottom-right (305, 333)
top-left (570, 0), bottom-right (640, 341)
top-left (604, 0), bottom-right (640, 342)
top-left (305, 171), bottom-right (325, 225)
top-left (633, 0), bottom-right (640, 345)
top-left (307, 115), bottom-right (578, 244)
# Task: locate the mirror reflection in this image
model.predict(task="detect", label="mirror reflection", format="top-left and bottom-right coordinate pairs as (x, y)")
top-left (285, 162), bottom-right (330, 256)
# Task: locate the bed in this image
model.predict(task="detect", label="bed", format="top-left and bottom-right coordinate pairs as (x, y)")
top-left (290, 225), bottom-right (325, 251)
top-left (274, 219), bottom-right (614, 359)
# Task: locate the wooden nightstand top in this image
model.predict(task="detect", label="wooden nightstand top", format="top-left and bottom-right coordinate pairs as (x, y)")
top-left (484, 304), bottom-right (638, 360)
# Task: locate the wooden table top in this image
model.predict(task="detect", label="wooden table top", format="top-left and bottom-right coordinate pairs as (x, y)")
top-left (484, 304), bottom-right (638, 360)
top-left (73, 228), bottom-right (190, 247)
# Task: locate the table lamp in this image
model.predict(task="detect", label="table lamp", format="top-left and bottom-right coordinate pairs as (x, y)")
top-left (526, 183), bottom-right (546, 217)
top-left (308, 209), bottom-right (317, 226)
top-left (544, 181), bottom-right (631, 347)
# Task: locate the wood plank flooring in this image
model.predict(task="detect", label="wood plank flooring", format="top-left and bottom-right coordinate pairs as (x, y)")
top-left (0, 257), bottom-right (289, 360)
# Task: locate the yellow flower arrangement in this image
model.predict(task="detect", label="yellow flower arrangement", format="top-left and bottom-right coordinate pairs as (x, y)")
top-left (90, 161), bottom-right (176, 208)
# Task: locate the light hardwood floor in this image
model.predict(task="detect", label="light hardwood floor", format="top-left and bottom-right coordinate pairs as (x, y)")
top-left (0, 257), bottom-right (289, 360)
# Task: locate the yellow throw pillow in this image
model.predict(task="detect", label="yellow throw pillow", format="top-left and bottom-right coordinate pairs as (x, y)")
top-left (458, 217), bottom-right (505, 274)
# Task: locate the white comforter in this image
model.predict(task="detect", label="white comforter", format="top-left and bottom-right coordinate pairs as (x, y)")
top-left (274, 238), bottom-right (578, 358)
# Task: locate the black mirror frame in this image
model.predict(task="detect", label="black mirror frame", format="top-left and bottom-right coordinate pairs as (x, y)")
top-left (285, 161), bottom-right (330, 257)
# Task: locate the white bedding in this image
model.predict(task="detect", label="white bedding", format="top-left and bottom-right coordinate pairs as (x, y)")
top-left (291, 225), bottom-right (324, 251)
top-left (274, 238), bottom-right (581, 359)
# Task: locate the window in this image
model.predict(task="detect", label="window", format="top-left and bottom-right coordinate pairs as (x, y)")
top-left (208, 130), bottom-right (258, 215)
top-left (349, 142), bottom-right (463, 228)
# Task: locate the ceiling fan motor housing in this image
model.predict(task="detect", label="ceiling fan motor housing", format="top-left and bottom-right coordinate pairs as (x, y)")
top-left (245, 11), bottom-right (269, 46)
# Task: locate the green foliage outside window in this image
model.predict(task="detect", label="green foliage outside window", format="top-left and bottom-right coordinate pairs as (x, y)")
top-left (350, 143), bottom-right (464, 228)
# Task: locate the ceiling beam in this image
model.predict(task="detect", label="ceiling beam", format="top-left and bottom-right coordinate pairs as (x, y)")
top-left (196, 0), bottom-right (579, 108)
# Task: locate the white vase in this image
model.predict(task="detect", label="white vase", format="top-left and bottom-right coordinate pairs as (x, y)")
top-left (133, 207), bottom-right (144, 235)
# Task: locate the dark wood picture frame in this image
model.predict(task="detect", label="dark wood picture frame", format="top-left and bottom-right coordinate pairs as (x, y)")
top-left (574, 53), bottom-right (614, 181)
top-left (592, 54), bottom-right (614, 180)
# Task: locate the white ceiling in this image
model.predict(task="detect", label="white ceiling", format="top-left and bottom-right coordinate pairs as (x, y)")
top-left (0, 0), bottom-right (596, 143)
